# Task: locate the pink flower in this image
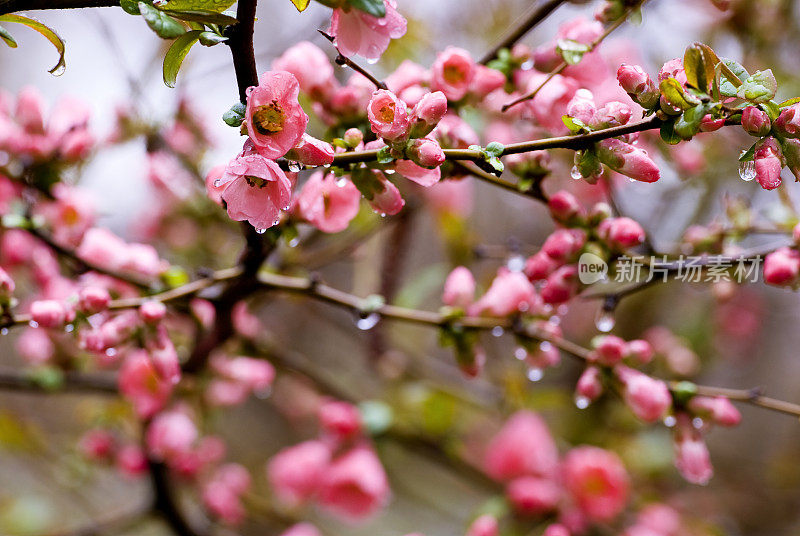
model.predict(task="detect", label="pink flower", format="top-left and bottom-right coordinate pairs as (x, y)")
top-left (217, 153), bottom-right (293, 230)
top-left (76, 286), bottom-right (110, 315)
top-left (272, 41), bottom-right (334, 95)
top-left (542, 229), bottom-right (586, 261)
top-left (615, 365), bottom-right (672, 423)
top-left (406, 137), bottom-right (445, 168)
top-left (597, 139), bottom-right (660, 183)
top-left (506, 476), bottom-right (561, 516)
top-left (442, 266), bottom-right (475, 308)
top-left (540, 265), bottom-right (579, 304)
top-left (672, 415), bottom-right (713, 484)
top-left (754, 137), bottom-right (784, 190)
top-left (466, 515), bottom-right (499, 536)
top-left (386, 60), bottom-right (429, 94)
top-left (597, 217), bottom-right (646, 250)
top-left (431, 47), bottom-right (476, 101)
top-left (470, 269), bottom-right (538, 317)
top-left (119, 350), bottom-right (172, 418)
top-left (205, 164), bottom-right (226, 206)
top-left (79, 429), bottom-right (115, 461)
top-left (576, 366), bottom-right (604, 404)
top-left (367, 89), bottom-right (411, 142)
top-left (285, 133), bottom-right (335, 166)
top-left (763, 246), bottom-right (800, 286)
top-left (591, 335), bottom-right (627, 366)
top-left (330, 0), bottom-right (407, 61)
top-left (471, 65), bottom-right (506, 98)
top-left (483, 410), bottom-right (559, 481)
top-left (30, 299), bottom-right (74, 328)
top-left (524, 251), bottom-right (562, 281)
top-left (317, 446), bottom-right (390, 521)
top-left (367, 171), bottom-right (405, 215)
top-left (202, 463), bottom-right (251, 525)
top-left (318, 400), bottom-right (362, 440)
top-left (145, 325), bottom-right (181, 385)
top-left (211, 355), bottom-right (275, 394)
top-left (116, 445), bottom-right (148, 478)
top-left (267, 440), bottom-right (332, 507)
top-left (548, 190), bottom-right (584, 224)
top-left (562, 446), bottom-right (630, 522)
top-left (245, 71), bottom-right (308, 159)
top-left (146, 408), bottom-right (198, 462)
top-left (394, 159), bottom-right (441, 186)
top-left (423, 178), bottom-right (473, 216)
top-left (295, 172), bottom-right (361, 233)
top-left (687, 396), bottom-right (741, 426)
top-left (16, 328), bottom-right (54, 365)
top-left (280, 524), bottom-right (322, 536)
top-left (741, 106), bottom-right (771, 137)
top-left (77, 228), bottom-right (168, 279)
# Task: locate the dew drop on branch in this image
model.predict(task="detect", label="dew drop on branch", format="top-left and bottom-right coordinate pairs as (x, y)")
top-left (526, 367), bottom-right (543, 382)
top-left (491, 326), bottom-right (504, 337)
top-left (738, 160), bottom-right (756, 181)
top-left (356, 313), bottom-right (380, 330)
top-left (570, 165), bottom-right (582, 181)
top-left (595, 310), bottom-right (616, 332)
top-left (574, 395), bottom-right (590, 409)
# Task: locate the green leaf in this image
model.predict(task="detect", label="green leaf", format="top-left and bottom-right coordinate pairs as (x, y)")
top-left (683, 43), bottom-right (714, 93)
top-left (556, 38), bottom-right (590, 66)
top-left (0, 14), bottom-right (65, 74)
top-left (198, 30), bottom-right (227, 46)
top-left (718, 58), bottom-right (748, 97)
top-left (376, 146), bottom-right (394, 164)
top-left (156, 0), bottom-right (235, 12)
top-left (760, 100), bottom-right (781, 121)
top-left (739, 142), bottom-right (758, 162)
top-left (161, 265), bottom-right (190, 288)
top-left (674, 103), bottom-right (708, 140)
top-left (120, 0), bottom-right (141, 14)
top-left (163, 29), bottom-right (201, 87)
top-left (289, 0), bottom-right (311, 11)
top-left (347, 0), bottom-right (386, 18)
top-left (562, 115), bottom-right (587, 134)
top-left (659, 77), bottom-right (701, 110)
top-left (737, 69), bottom-right (777, 104)
top-left (139, 2), bottom-right (186, 39)
top-left (779, 96), bottom-right (800, 108)
top-left (0, 25), bottom-right (16, 48)
top-left (222, 102), bottom-right (246, 126)
top-left (162, 9), bottom-right (238, 25)
top-left (659, 119), bottom-right (682, 145)
top-left (484, 141), bottom-right (505, 157)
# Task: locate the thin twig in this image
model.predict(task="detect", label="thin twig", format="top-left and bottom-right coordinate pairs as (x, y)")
top-left (318, 30), bottom-right (388, 90)
top-left (479, 0), bottom-right (566, 65)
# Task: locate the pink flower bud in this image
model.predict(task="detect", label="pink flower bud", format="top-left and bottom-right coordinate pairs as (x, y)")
top-left (279, 524), bottom-right (322, 536)
top-left (317, 446), bottom-right (391, 521)
top-left (0, 266), bottom-right (14, 298)
top-left (410, 91), bottom-right (448, 138)
top-left (368, 172), bottom-right (405, 216)
top-left (562, 446), bottom-right (630, 522)
top-left (542, 524), bottom-right (570, 536)
top-left (741, 106), bottom-right (771, 137)
top-left (406, 137), bottom-right (445, 169)
top-left (442, 266), bottom-right (475, 308)
top-left (483, 410), bottom-right (559, 481)
top-left (139, 300), bottom-right (167, 324)
top-left (119, 350), bottom-right (172, 418)
top-left (673, 414), bottom-right (713, 485)
top-left (542, 229), bottom-right (586, 261)
top-left (764, 247), bottom-right (800, 286)
top-left (625, 339), bottom-right (654, 364)
top-left (596, 138), bottom-right (660, 183)
top-left (146, 408), bottom-right (198, 462)
top-left (470, 269), bottom-right (538, 317)
top-left (506, 476), bottom-right (561, 516)
top-left (591, 101), bottom-right (632, 129)
top-left (79, 429), bottom-right (115, 461)
top-left (267, 440), bottom-right (332, 507)
top-left (699, 114), bottom-right (725, 132)
top-left (285, 133), bottom-right (335, 166)
top-left (77, 286), bottom-right (111, 315)
top-left (343, 128), bottom-right (363, 148)
top-left (318, 400), bottom-right (362, 440)
top-left (367, 89), bottom-right (411, 142)
top-left (576, 366), bottom-right (603, 403)
top-left (774, 103), bottom-right (800, 138)
top-left (615, 365), bottom-right (672, 423)
top-left (466, 514), bottom-right (499, 536)
top-left (540, 265), bottom-right (579, 304)
top-left (524, 251), bottom-right (562, 281)
top-left (616, 64), bottom-right (659, 109)
top-left (116, 444), bottom-right (148, 478)
top-left (548, 190), bottom-right (584, 224)
top-left (30, 299), bottom-right (74, 328)
top-left (591, 335), bottom-right (627, 366)
top-left (687, 396), bottom-right (741, 427)
top-left (597, 217), bottom-right (646, 250)
top-left (754, 137), bottom-right (784, 190)
top-left (566, 89), bottom-right (596, 125)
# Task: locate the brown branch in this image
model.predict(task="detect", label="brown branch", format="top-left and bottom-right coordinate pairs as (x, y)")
top-left (0, 370), bottom-right (117, 395)
top-left (479, 0), bottom-right (566, 65)
top-left (318, 30), bottom-right (388, 90)
top-left (0, 0), bottom-right (116, 15)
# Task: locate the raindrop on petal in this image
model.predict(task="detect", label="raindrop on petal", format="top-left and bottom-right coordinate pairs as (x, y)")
top-left (663, 415), bottom-right (677, 427)
top-left (738, 160), bottom-right (756, 181)
top-left (514, 347), bottom-right (527, 361)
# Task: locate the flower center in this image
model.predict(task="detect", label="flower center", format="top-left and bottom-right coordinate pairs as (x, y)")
top-left (252, 100), bottom-right (285, 135)
top-left (378, 102), bottom-right (395, 123)
top-left (244, 175), bottom-right (268, 188)
top-left (443, 64), bottom-right (465, 85)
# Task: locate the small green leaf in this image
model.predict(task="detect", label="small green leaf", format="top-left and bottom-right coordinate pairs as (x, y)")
top-left (659, 119), bottom-right (682, 145)
top-left (556, 38), bottom-right (590, 66)
top-left (484, 141), bottom-right (505, 157)
top-left (562, 115), bottom-right (587, 134)
top-left (0, 14), bottom-right (65, 74)
top-left (120, 0), bottom-right (141, 14)
top-left (737, 69), bottom-right (777, 104)
top-left (760, 100), bottom-right (781, 121)
top-left (222, 102), bottom-right (246, 126)
top-left (0, 25), bottom-right (16, 48)
top-left (683, 43), bottom-right (713, 93)
top-left (163, 30), bottom-right (201, 87)
top-left (361, 294), bottom-right (385, 313)
top-left (289, 0), bottom-right (311, 11)
top-left (161, 265), bottom-right (190, 288)
top-left (674, 103), bottom-right (708, 140)
top-left (139, 2), bottom-right (186, 39)
top-left (376, 146), bottom-right (394, 164)
top-left (779, 96), bottom-right (800, 108)
top-left (671, 381), bottom-right (698, 405)
top-left (739, 142), bottom-right (758, 162)
top-left (347, 0), bottom-right (386, 18)
top-left (718, 58), bottom-right (748, 97)
top-left (198, 30), bottom-right (227, 46)
top-left (487, 156), bottom-right (504, 173)
top-left (162, 9), bottom-right (238, 25)
top-left (156, 0), bottom-right (235, 12)
top-left (659, 78), bottom-right (701, 110)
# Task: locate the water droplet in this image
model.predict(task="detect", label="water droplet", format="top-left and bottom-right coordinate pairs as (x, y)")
top-left (288, 237), bottom-right (300, 247)
top-left (595, 310), bottom-right (615, 332)
top-left (336, 178), bottom-right (348, 187)
top-left (356, 313), bottom-right (380, 330)
top-left (506, 254), bottom-right (525, 272)
top-left (254, 386), bottom-right (272, 399)
top-left (570, 165), bottom-right (582, 180)
top-left (526, 367), bottom-right (544, 382)
top-left (738, 160), bottom-right (756, 181)
top-left (379, 213), bottom-right (387, 218)
top-left (514, 347), bottom-right (527, 361)
top-left (663, 415), bottom-right (677, 427)
top-left (255, 227), bottom-right (267, 234)
top-left (575, 395), bottom-right (590, 409)
top-left (491, 326), bottom-right (504, 337)
top-left (557, 304), bottom-right (569, 316)
top-left (288, 161), bottom-right (302, 172)
top-left (51, 63), bottom-right (66, 77)
top-left (692, 417), bottom-right (704, 429)
top-left (28, 320), bottom-right (39, 328)
top-left (105, 348), bottom-right (117, 357)
top-left (64, 323), bottom-right (74, 333)
top-left (628, 177), bottom-right (636, 183)
top-left (548, 315), bottom-right (561, 326)
top-left (323, 163), bottom-right (332, 169)
top-left (539, 341), bottom-right (552, 352)
top-left (384, 169), bottom-right (396, 175)
top-left (0, 328), bottom-right (8, 335)
top-left (213, 179), bottom-right (222, 187)
top-left (366, 57), bottom-right (379, 65)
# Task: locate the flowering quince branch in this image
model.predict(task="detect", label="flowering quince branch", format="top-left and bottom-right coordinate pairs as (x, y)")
top-left (478, 0), bottom-right (567, 66)
top-left (0, 0), bottom-right (116, 15)
top-left (318, 30), bottom-right (388, 90)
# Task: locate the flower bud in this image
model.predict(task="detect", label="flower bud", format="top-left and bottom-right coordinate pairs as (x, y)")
top-left (576, 366), bottom-right (603, 403)
top-left (597, 216), bottom-right (646, 250)
top-left (763, 247), bottom-right (800, 286)
top-left (506, 476), bottom-right (561, 516)
top-left (524, 251), bottom-right (561, 281)
top-left (409, 91), bottom-right (447, 138)
top-left (466, 514), bottom-right (499, 536)
top-left (626, 339), bottom-right (654, 364)
top-left (699, 114), bottom-right (725, 132)
top-left (442, 266), bottom-right (475, 308)
top-left (540, 265), bottom-right (578, 304)
top-left (77, 286), bottom-right (111, 315)
top-left (285, 133), bottom-right (335, 166)
top-left (591, 335), bottom-right (627, 366)
top-left (596, 138), bottom-right (660, 183)
top-left (773, 103), bottom-right (800, 138)
top-left (30, 300), bottom-right (75, 328)
top-left (406, 137), bottom-right (445, 169)
top-left (318, 400), bottom-right (362, 440)
top-left (140, 300), bottom-right (167, 324)
top-left (548, 190), bottom-right (584, 224)
top-left (741, 106), bottom-right (771, 137)
top-left (615, 365), bottom-right (672, 423)
top-left (542, 229), bottom-right (586, 261)
top-left (342, 128), bottom-right (364, 148)
top-left (687, 396), bottom-right (741, 427)
top-left (754, 137), bottom-right (784, 190)
top-left (616, 64), bottom-right (659, 109)
top-left (672, 414), bottom-right (713, 485)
